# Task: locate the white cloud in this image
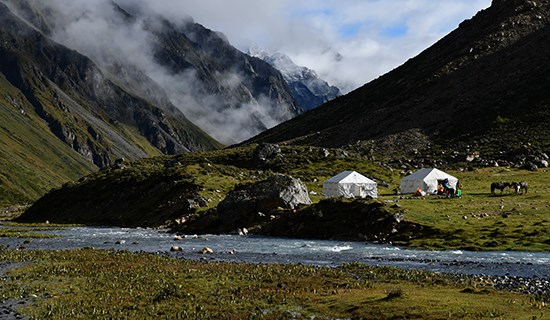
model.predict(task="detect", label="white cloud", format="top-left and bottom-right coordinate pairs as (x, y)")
top-left (131, 0), bottom-right (491, 93)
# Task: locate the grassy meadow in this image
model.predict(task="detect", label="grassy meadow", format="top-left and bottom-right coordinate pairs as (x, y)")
top-left (388, 168), bottom-right (550, 251)
top-left (7, 144), bottom-right (549, 251)
top-left (0, 145), bottom-right (548, 318)
top-left (0, 248), bottom-right (547, 319)
top-left (177, 147), bottom-right (550, 251)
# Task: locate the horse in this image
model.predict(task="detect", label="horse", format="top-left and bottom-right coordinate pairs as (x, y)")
top-left (511, 181), bottom-right (528, 195)
top-left (490, 182), bottom-right (511, 194)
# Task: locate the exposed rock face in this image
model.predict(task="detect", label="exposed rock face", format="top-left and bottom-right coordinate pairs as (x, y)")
top-left (151, 20), bottom-right (303, 143)
top-left (217, 174), bottom-right (312, 228)
top-left (0, 1), bottom-right (221, 169)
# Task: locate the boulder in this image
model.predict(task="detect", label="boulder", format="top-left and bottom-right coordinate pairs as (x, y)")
top-left (252, 143), bottom-right (281, 166)
top-left (217, 174), bottom-right (312, 228)
top-left (170, 246), bottom-right (183, 252)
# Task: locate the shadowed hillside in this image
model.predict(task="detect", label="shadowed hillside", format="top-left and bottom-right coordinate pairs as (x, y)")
top-left (244, 0), bottom-right (550, 160)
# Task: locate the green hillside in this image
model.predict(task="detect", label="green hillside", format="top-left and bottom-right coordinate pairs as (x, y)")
top-left (0, 74), bottom-right (95, 206)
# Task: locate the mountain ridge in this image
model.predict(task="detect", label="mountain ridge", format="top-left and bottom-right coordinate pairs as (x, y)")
top-left (243, 0), bottom-right (550, 160)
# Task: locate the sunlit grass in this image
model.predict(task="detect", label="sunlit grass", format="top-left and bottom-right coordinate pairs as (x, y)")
top-left (383, 168), bottom-right (550, 251)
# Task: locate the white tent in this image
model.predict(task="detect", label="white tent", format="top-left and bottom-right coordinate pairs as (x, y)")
top-left (323, 171), bottom-right (378, 199)
top-left (399, 168), bottom-right (458, 194)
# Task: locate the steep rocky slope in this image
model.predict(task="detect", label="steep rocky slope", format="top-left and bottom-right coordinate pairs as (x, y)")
top-left (245, 0), bottom-right (550, 160)
top-left (4, 0), bottom-right (303, 145)
top-left (0, 2), bottom-right (224, 204)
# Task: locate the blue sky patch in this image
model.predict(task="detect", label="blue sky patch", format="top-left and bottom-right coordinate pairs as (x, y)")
top-left (380, 24), bottom-right (408, 38)
top-left (339, 23), bottom-right (363, 38)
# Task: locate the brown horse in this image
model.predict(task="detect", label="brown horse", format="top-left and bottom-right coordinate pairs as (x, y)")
top-left (490, 182), bottom-right (511, 194)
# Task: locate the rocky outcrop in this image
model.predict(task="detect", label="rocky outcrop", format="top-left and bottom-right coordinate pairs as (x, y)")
top-left (16, 163), bottom-right (207, 227)
top-left (217, 174), bottom-right (312, 229)
top-left (252, 143), bottom-right (282, 167)
top-left (258, 198), bottom-right (430, 243)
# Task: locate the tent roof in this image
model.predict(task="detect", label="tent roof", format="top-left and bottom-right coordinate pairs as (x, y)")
top-left (325, 171), bottom-right (376, 184)
top-left (402, 168), bottom-right (457, 182)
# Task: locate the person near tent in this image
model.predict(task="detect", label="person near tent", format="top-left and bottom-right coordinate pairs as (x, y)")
top-left (455, 180), bottom-right (463, 198)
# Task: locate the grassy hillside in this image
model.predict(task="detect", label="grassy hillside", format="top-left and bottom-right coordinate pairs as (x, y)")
top-left (0, 74), bottom-right (96, 206)
top-left (243, 0), bottom-right (550, 162)
top-left (16, 145), bottom-right (393, 226)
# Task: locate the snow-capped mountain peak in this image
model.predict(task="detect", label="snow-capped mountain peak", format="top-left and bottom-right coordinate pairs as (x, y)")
top-left (248, 46), bottom-right (341, 111)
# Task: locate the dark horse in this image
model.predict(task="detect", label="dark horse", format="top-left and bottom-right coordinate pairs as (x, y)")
top-left (490, 182), bottom-right (511, 194)
top-left (511, 181), bottom-right (528, 195)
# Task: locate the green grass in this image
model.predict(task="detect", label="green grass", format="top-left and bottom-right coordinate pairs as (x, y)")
top-left (385, 168), bottom-right (550, 251)
top-left (0, 227), bottom-right (61, 239)
top-left (11, 143), bottom-right (550, 251)
top-left (0, 248), bottom-right (546, 319)
top-left (0, 74), bottom-right (97, 206)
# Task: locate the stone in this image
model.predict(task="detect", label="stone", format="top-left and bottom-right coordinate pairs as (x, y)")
top-left (200, 247), bottom-right (214, 254)
top-left (217, 174), bottom-right (312, 229)
top-left (523, 162), bottom-right (538, 171)
top-left (537, 160), bottom-right (548, 168)
top-left (252, 143), bottom-right (281, 166)
top-left (170, 246), bottom-right (183, 252)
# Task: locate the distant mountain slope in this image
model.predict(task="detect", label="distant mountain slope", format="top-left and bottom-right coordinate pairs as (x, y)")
top-left (245, 0), bottom-right (550, 157)
top-left (0, 0), bottom-right (307, 205)
top-left (0, 1), bottom-right (222, 204)
top-left (4, 0), bottom-right (303, 145)
top-left (248, 47), bottom-right (341, 110)
top-left (150, 20), bottom-right (303, 143)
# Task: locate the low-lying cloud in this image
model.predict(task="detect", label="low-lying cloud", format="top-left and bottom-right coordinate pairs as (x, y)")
top-left (4, 0), bottom-right (492, 144)
top-left (125, 0), bottom-right (491, 93)
top-left (5, 0), bottom-right (300, 144)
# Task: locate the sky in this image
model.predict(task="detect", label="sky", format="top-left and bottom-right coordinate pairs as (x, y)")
top-left (130, 0), bottom-right (492, 93)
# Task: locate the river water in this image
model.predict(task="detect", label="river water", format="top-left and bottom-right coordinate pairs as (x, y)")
top-left (2, 226), bottom-right (549, 278)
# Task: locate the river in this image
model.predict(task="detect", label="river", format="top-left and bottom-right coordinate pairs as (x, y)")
top-left (1, 226), bottom-right (549, 279)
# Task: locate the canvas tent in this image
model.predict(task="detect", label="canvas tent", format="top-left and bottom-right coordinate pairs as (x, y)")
top-left (399, 168), bottom-right (458, 194)
top-left (323, 171), bottom-right (378, 199)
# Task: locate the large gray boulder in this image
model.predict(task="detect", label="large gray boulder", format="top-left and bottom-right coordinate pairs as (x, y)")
top-left (217, 174), bottom-right (312, 228)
